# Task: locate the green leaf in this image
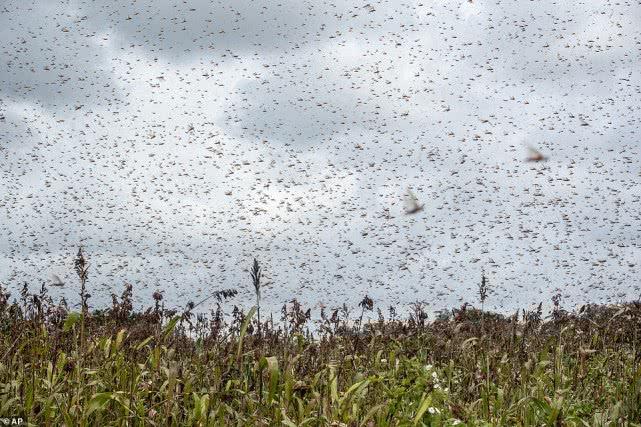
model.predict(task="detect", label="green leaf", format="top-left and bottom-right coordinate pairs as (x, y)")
top-left (360, 403), bottom-right (387, 427)
top-left (339, 379), bottom-right (370, 408)
top-left (263, 356), bottom-right (280, 404)
top-left (162, 316), bottom-right (181, 341)
top-left (237, 306), bottom-right (257, 361)
top-left (329, 364), bottom-right (338, 403)
top-left (86, 392), bottom-right (115, 416)
top-left (413, 393), bottom-right (433, 425)
top-left (135, 336), bottom-right (154, 351)
top-left (63, 312), bottom-right (81, 332)
top-left (192, 393), bottom-right (203, 420)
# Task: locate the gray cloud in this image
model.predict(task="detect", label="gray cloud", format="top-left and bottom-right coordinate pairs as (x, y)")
top-left (1, 0), bottom-right (641, 315)
top-left (0, 1), bottom-right (122, 110)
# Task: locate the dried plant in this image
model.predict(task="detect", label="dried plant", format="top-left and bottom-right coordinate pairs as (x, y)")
top-left (478, 269), bottom-right (489, 308)
top-left (250, 258), bottom-right (262, 336)
top-left (0, 250), bottom-right (640, 425)
top-left (74, 246), bottom-right (90, 353)
top-left (357, 294), bottom-right (374, 331)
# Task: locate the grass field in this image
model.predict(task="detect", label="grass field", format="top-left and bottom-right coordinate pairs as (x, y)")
top-left (1, 251), bottom-right (640, 425)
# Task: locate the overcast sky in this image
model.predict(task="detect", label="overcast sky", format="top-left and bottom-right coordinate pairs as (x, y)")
top-left (1, 0), bottom-right (640, 315)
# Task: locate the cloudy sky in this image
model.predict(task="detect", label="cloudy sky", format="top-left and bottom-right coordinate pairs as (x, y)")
top-left (1, 0), bottom-right (640, 315)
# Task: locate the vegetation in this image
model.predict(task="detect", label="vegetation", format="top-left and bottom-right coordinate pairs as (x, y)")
top-left (1, 250), bottom-right (640, 425)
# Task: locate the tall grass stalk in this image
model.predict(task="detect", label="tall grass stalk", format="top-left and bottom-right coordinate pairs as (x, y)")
top-left (250, 258), bottom-right (262, 337)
